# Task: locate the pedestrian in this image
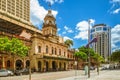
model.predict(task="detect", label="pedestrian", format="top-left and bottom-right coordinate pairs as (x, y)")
top-left (84, 65), bottom-right (88, 75)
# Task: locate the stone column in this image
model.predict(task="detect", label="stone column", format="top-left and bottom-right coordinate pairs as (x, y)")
top-left (23, 58), bottom-right (26, 68)
top-left (2, 56), bottom-right (5, 69)
top-left (41, 60), bottom-right (46, 72)
top-left (49, 60), bottom-right (52, 71)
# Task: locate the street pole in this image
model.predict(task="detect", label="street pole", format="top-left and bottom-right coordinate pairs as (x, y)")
top-left (97, 54), bottom-right (99, 75)
top-left (88, 20), bottom-right (91, 78)
top-left (74, 60), bottom-right (77, 80)
top-left (29, 51), bottom-right (32, 80)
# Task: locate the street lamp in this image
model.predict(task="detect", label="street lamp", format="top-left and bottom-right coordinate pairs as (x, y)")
top-left (88, 20), bottom-right (91, 78)
top-left (74, 61), bottom-right (77, 76)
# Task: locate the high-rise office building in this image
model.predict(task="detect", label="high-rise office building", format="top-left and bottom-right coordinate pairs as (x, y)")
top-left (0, 0), bottom-right (30, 23)
top-left (90, 24), bottom-right (111, 61)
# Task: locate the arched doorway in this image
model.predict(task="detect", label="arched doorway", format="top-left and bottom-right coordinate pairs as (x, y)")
top-left (52, 61), bottom-right (56, 71)
top-left (64, 62), bottom-right (66, 70)
top-left (16, 59), bottom-right (23, 70)
top-left (38, 61), bottom-right (41, 72)
top-left (26, 60), bottom-right (30, 68)
top-left (7, 60), bottom-right (10, 68)
top-left (46, 61), bottom-right (49, 71)
top-left (59, 62), bottom-right (61, 70)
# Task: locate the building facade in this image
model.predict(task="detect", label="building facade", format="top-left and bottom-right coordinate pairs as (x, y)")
top-left (30, 9), bottom-right (74, 72)
top-left (0, 0), bottom-right (30, 23)
top-left (0, 0), bottom-right (74, 72)
top-left (90, 24), bottom-right (111, 62)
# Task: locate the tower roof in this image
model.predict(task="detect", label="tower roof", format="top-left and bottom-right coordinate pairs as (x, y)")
top-left (93, 24), bottom-right (106, 28)
top-left (45, 10), bottom-right (55, 18)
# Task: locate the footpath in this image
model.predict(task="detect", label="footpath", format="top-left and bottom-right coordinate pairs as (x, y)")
top-left (57, 70), bottom-right (120, 80)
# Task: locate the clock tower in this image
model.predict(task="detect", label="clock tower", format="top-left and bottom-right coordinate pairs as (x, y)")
top-left (42, 10), bottom-right (57, 36)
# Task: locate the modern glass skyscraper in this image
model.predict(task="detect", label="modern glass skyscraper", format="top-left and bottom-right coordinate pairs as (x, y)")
top-left (90, 24), bottom-right (111, 62)
top-left (0, 0), bottom-right (30, 23)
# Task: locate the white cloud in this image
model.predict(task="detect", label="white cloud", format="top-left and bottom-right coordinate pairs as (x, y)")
top-left (113, 8), bottom-right (120, 14)
top-left (68, 30), bottom-right (74, 33)
top-left (111, 0), bottom-right (120, 3)
top-left (44, 0), bottom-right (64, 5)
top-left (111, 24), bottom-right (120, 50)
top-left (57, 28), bottom-right (61, 32)
top-left (109, 0), bottom-right (120, 14)
top-left (63, 36), bottom-right (73, 41)
top-left (74, 19), bottom-right (95, 40)
top-left (74, 21), bottom-right (88, 40)
top-left (30, 0), bottom-right (58, 28)
top-left (63, 25), bottom-right (74, 34)
top-left (62, 31), bottom-right (66, 34)
top-left (64, 26), bottom-right (69, 30)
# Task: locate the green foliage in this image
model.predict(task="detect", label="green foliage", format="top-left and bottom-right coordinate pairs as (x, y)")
top-left (110, 49), bottom-right (120, 62)
top-left (64, 39), bottom-right (73, 48)
top-left (0, 37), bottom-right (29, 57)
top-left (74, 46), bottom-right (95, 61)
top-left (0, 37), bottom-right (11, 51)
top-left (74, 46), bottom-right (104, 63)
top-left (74, 51), bottom-right (87, 60)
top-left (78, 46), bottom-right (95, 56)
top-left (92, 53), bottom-right (105, 63)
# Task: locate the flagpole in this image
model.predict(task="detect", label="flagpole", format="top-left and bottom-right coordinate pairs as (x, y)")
top-left (88, 20), bottom-right (91, 78)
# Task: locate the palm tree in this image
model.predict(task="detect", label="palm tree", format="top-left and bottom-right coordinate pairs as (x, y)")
top-left (64, 39), bottom-right (73, 48)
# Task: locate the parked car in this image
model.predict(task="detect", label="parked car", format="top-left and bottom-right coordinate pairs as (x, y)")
top-left (90, 66), bottom-right (95, 70)
top-left (14, 68), bottom-right (33, 75)
top-left (100, 66), bottom-right (109, 70)
top-left (0, 69), bottom-right (14, 77)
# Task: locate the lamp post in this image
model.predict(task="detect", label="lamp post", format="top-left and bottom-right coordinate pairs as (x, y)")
top-left (74, 61), bottom-right (77, 76)
top-left (88, 20), bottom-right (91, 78)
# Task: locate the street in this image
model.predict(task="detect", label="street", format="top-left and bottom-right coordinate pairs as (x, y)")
top-left (0, 70), bottom-right (120, 80)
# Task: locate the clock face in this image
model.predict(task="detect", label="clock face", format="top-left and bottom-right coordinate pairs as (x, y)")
top-left (46, 20), bottom-right (49, 24)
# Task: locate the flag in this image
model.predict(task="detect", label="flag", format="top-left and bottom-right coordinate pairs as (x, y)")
top-left (86, 37), bottom-right (97, 48)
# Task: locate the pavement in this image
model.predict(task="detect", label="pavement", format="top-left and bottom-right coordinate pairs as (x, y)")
top-left (0, 70), bottom-right (120, 80)
top-left (57, 70), bottom-right (120, 80)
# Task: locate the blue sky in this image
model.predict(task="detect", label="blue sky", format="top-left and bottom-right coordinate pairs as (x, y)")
top-left (30, 0), bottom-right (120, 51)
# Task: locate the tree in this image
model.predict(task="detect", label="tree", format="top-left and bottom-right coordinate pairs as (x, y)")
top-left (0, 37), bottom-right (29, 57)
top-left (0, 37), bottom-right (29, 70)
top-left (78, 46), bottom-right (95, 56)
top-left (110, 49), bottom-right (120, 62)
top-left (10, 38), bottom-right (29, 57)
top-left (74, 51), bottom-right (87, 61)
top-left (92, 53), bottom-right (104, 63)
top-left (64, 39), bottom-right (73, 48)
top-left (92, 53), bottom-right (104, 75)
top-left (74, 46), bottom-right (95, 61)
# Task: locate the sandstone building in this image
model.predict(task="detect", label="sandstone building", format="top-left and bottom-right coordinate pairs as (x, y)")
top-left (0, 0), bottom-right (74, 72)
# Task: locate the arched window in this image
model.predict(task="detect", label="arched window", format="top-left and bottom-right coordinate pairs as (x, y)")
top-left (64, 52), bottom-right (66, 56)
top-left (55, 48), bottom-right (57, 55)
top-left (38, 46), bottom-right (41, 53)
top-left (46, 45), bottom-right (48, 53)
top-left (52, 47), bottom-right (54, 54)
top-left (59, 49), bottom-right (61, 55)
